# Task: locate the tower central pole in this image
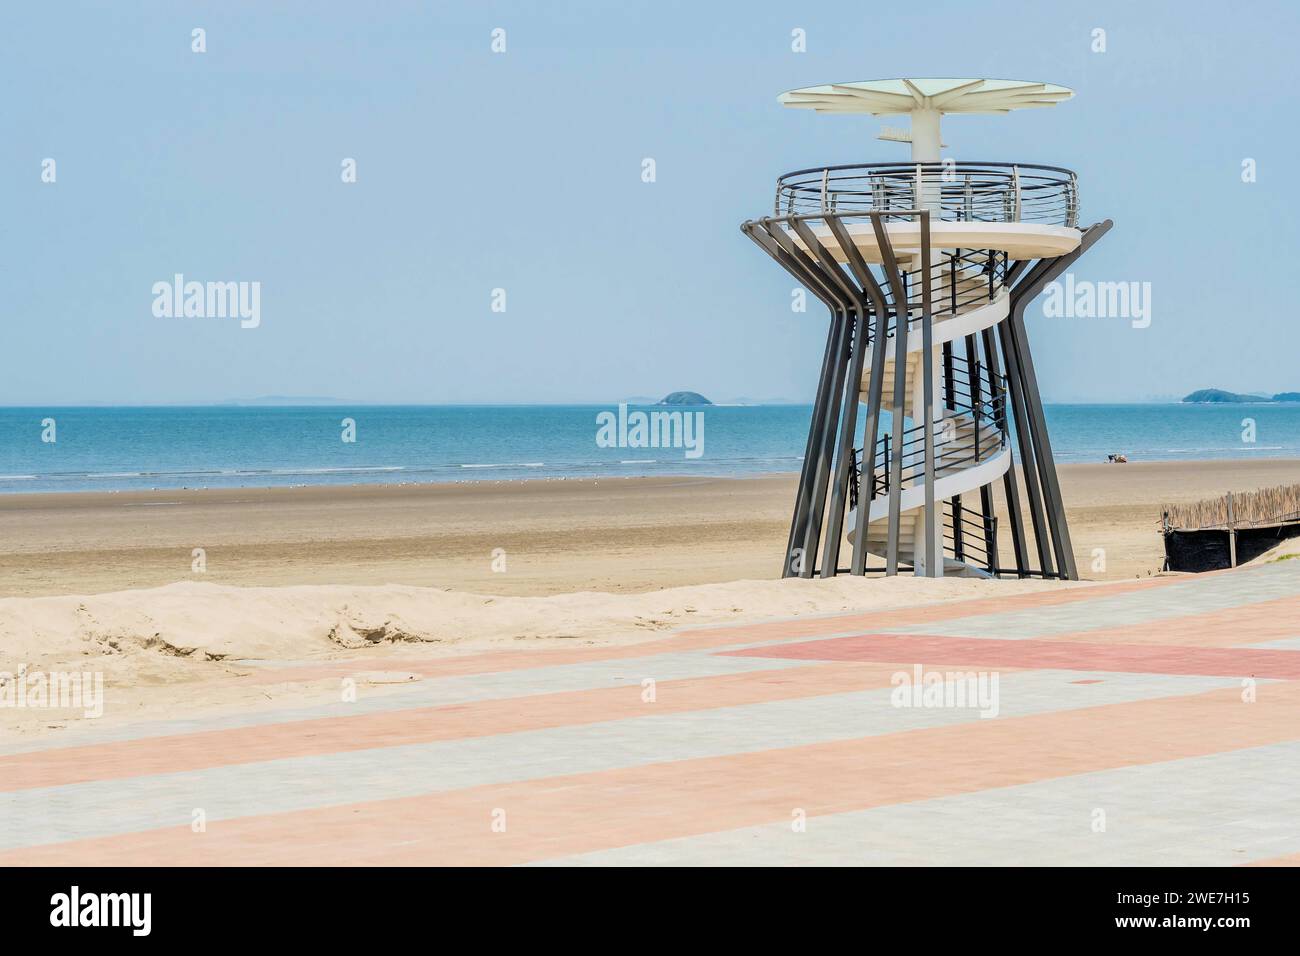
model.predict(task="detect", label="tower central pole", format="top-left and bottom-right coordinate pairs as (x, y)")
top-left (909, 107), bottom-right (943, 575)
top-left (908, 109), bottom-right (942, 162)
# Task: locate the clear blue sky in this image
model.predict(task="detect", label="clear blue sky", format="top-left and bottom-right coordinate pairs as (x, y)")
top-left (4, 0), bottom-right (1296, 404)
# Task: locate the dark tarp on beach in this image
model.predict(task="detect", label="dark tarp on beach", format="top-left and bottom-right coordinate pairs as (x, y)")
top-left (1163, 523), bottom-right (1300, 572)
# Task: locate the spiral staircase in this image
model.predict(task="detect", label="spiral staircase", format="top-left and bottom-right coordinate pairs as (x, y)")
top-left (844, 248), bottom-right (1014, 577)
top-left (739, 78), bottom-right (1112, 580)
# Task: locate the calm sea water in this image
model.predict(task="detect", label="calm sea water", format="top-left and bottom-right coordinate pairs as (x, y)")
top-left (0, 404), bottom-right (1296, 495)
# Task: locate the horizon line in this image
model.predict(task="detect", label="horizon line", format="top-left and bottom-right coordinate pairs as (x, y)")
top-left (0, 399), bottom-right (1274, 409)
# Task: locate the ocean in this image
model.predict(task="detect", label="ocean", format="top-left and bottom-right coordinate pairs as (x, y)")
top-left (0, 404), bottom-right (1296, 495)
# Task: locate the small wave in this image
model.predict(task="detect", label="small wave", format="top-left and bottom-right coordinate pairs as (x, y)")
top-left (459, 462), bottom-right (549, 471)
top-left (283, 466), bottom-right (405, 475)
top-left (1161, 446), bottom-right (1286, 453)
top-left (9, 465), bottom-right (415, 483)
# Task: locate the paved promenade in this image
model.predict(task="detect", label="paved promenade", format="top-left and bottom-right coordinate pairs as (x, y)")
top-left (4, 563), bottom-right (1300, 866)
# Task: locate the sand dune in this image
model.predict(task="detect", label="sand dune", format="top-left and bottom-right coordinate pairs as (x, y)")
top-left (0, 573), bottom-right (1068, 739)
top-left (2, 574), bottom-right (1062, 673)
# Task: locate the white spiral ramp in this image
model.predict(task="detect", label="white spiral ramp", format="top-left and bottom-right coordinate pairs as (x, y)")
top-left (833, 210), bottom-right (1086, 575)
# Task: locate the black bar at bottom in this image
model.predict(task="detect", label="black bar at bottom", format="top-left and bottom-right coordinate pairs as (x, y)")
top-left (0, 866), bottom-right (1286, 941)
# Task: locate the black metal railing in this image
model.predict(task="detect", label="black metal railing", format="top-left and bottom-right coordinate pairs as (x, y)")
top-left (844, 469), bottom-right (1001, 574)
top-left (945, 501), bottom-right (998, 572)
top-left (923, 249), bottom-right (1007, 312)
top-left (869, 400), bottom-right (1005, 495)
top-left (775, 161), bottom-right (1079, 228)
top-left (874, 350), bottom-right (1008, 494)
top-left (860, 248), bottom-right (1009, 347)
top-left (944, 352), bottom-right (1000, 411)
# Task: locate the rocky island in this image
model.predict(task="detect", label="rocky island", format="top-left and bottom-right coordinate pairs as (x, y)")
top-left (1182, 389), bottom-right (1300, 404)
top-left (656, 391), bottom-right (713, 406)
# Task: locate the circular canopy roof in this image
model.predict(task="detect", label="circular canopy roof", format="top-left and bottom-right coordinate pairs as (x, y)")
top-left (778, 78), bottom-right (1074, 116)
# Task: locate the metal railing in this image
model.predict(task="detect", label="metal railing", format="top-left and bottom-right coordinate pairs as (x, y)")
top-left (849, 355), bottom-right (1010, 508)
top-left (945, 501), bottom-right (998, 572)
top-left (897, 248), bottom-right (1008, 316)
top-left (860, 248), bottom-right (1009, 347)
top-left (944, 352), bottom-right (1000, 411)
top-left (847, 404), bottom-right (1008, 505)
top-left (869, 395), bottom-right (1006, 496)
top-left (845, 462), bottom-right (1001, 574)
top-left (775, 162), bottom-right (1079, 228)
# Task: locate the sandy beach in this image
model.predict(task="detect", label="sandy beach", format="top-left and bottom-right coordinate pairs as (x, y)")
top-left (0, 458), bottom-right (1295, 598)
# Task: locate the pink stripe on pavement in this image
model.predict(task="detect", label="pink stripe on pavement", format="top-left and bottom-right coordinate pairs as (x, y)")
top-left (0, 661), bottom-right (911, 792)
top-left (4, 678), bottom-right (1296, 867)
top-left (724, 634), bottom-right (1300, 678)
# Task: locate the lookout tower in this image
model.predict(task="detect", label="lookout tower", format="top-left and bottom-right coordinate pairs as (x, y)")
top-left (743, 78), bottom-right (1111, 580)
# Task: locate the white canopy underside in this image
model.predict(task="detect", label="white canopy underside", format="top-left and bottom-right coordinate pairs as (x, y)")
top-left (779, 78), bottom-right (1074, 115)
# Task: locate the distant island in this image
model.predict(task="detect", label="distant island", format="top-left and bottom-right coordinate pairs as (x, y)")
top-left (222, 395), bottom-right (343, 406)
top-left (657, 391), bottom-right (713, 406)
top-left (1182, 389), bottom-right (1300, 404)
